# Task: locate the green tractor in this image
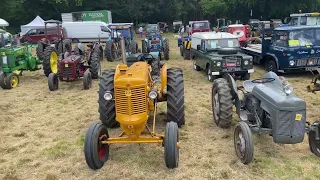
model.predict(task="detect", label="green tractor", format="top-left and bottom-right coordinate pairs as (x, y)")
top-left (0, 35), bottom-right (42, 89)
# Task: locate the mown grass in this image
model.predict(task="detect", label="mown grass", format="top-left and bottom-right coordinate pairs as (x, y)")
top-left (0, 34), bottom-right (320, 179)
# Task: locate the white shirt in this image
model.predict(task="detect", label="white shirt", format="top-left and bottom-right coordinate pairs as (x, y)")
top-left (180, 27), bottom-right (185, 33)
top-left (139, 27), bottom-right (143, 32)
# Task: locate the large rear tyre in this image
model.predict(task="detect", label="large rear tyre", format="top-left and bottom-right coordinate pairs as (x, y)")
top-left (89, 45), bottom-right (102, 79)
top-left (164, 122), bottom-right (179, 169)
top-left (43, 46), bottom-right (59, 77)
top-left (163, 40), bottom-right (170, 60)
top-left (142, 40), bottom-right (147, 53)
top-left (36, 41), bottom-right (46, 60)
top-left (234, 122), bottom-right (253, 164)
top-left (167, 68), bottom-right (185, 127)
top-left (57, 39), bottom-right (72, 55)
top-left (129, 40), bottom-right (138, 54)
top-left (98, 70), bottom-right (119, 128)
top-left (308, 121), bottom-right (320, 157)
top-left (183, 49), bottom-right (190, 60)
top-left (84, 123), bottom-right (110, 170)
top-left (48, 73), bottom-right (59, 91)
top-left (83, 70), bottom-right (92, 90)
top-left (105, 41), bottom-right (116, 62)
top-left (212, 78), bottom-right (233, 128)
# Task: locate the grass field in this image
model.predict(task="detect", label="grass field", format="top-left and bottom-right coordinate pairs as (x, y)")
top-left (1, 35), bottom-right (320, 180)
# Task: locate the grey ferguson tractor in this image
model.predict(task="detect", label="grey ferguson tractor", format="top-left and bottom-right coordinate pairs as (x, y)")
top-left (211, 71), bottom-right (320, 164)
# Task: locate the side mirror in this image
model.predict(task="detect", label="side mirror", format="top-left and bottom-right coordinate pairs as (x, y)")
top-left (101, 26), bottom-right (109, 32)
top-left (197, 45), bottom-right (201, 51)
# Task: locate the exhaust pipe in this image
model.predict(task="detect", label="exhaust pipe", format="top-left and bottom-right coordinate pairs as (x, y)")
top-left (120, 36), bottom-right (127, 65)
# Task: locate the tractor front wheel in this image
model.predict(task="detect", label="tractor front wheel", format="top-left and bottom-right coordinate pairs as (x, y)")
top-left (43, 46), bottom-right (59, 77)
top-left (164, 121), bottom-right (179, 169)
top-left (167, 68), bottom-right (185, 127)
top-left (308, 122), bottom-right (320, 157)
top-left (83, 70), bottom-right (92, 90)
top-left (234, 121), bottom-right (254, 164)
top-left (4, 73), bottom-right (19, 89)
top-left (48, 73), bottom-right (59, 91)
top-left (84, 122), bottom-right (110, 170)
top-left (183, 49), bottom-right (190, 60)
top-left (212, 78), bottom-right (233, 128)
top-left (163, 40), bottom-right (170, 60)
top-left (98, 70), bottom-right (119, 128)
top-left (0, 72), bottom-right (6, 89)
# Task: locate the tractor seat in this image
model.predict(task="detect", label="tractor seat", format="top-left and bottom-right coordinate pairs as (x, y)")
top-left (87, 44), bottom-right (93, 48)
top-left (243, 80), bottom-right (257, 93)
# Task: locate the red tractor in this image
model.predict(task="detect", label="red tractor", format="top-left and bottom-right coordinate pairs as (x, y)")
top-left (47, 42), bottom-right (103, 91)
top-left (226, 24), bottom-right (252, 46)
top-left (36, 20), bottom-right (72, 77)
top-left (188, 20), bottom-right (211, 35)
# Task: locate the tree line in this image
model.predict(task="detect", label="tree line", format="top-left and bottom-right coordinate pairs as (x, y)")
top-left (1, 0), bottom-right (319, 33)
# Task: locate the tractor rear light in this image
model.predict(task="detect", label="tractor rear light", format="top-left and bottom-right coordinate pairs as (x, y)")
top-left (103, 91), bottom-right (113, 101)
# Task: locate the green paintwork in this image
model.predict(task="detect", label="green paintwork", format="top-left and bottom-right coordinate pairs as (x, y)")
top-left (192, 47), bottom-right (253, 77)
top-left (0, 44), bottom-right (41, 76)
top-left (82, 10), bottom-right (110, 23)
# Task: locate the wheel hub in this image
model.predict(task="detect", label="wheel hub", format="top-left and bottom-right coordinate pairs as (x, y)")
top-left (237, 132), bottom-right (246, 155)
top-left (208, 69), bottom-right (211, 80)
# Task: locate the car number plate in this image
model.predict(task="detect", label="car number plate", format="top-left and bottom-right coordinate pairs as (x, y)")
top-left (226, 63), bottom-right (236, 67)
top-left (65, 64), bottom-right (69, 67)
top-left (306, 67), bottom-right (319, 71)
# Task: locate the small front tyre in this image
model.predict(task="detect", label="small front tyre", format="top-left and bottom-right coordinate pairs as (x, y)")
top-left (48, 73), bottom-right (59, 91)
top-left (234, 121), bottom-right (254, 164)
top-left (84, 123), bottom-right (110, 170)
top-left (164, 122), bottom-right (179, 169)
top-left (83, 70), bottom-right (92, 90)
top-left (5, 73), bottom-right (19, 89)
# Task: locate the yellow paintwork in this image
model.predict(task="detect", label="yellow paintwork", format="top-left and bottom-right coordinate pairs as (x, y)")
top-left (295, 114), bottom-right (302, 121)
top-left (10, 75), bottom-right (19, 88)
top-left (161, 64), bottom-right (167, 94)
top-left (50, 51), bottom-right (58, 73)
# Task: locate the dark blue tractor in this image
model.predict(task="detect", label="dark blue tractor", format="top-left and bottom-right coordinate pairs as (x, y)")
top-left (141, 24), bottom-right (170, 60)
top-left (105, 23), bottom-right (138, 62)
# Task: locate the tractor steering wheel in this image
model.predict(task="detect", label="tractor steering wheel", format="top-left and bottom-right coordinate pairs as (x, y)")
top-left (137, 53), bottom-right (155, 62)
top-left (251, 78), bottom-right (275, 83)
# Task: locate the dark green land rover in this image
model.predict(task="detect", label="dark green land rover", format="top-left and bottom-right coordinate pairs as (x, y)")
top-left (191, 32), bottom-right (254, 81)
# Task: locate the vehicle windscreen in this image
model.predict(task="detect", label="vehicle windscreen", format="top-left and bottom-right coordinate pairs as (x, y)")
top-left (206, 38), bottom-right (239, 50)
top-left (193, 22), bottom-right (209, 29)
top-left (146, 25), bottom-right (158, 32)
top-left (116, 29), bottom-right (131, 39)
top-left (288, 28), bottom-right (320, 47)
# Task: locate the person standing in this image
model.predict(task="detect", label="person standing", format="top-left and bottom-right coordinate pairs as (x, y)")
top-left (138, 26), bottom-right (143, 38)
top-left (179, 25), bottom-right (185, 37)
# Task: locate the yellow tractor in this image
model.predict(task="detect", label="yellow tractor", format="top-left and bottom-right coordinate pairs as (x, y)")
top-left (84, 36), bottom-right (185, 169)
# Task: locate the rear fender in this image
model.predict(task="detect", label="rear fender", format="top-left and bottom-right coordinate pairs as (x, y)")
top-left (160, 63), bottom-right (167, 94)
top-left (223, 73), bottom-right (240, 114)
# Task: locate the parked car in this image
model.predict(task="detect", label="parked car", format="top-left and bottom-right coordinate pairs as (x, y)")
top-left (20, 27), bottom-right (58, 44)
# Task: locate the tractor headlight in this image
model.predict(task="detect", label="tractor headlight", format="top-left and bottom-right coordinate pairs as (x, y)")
top-left (244, 60), bottom-right (249, 66)
top-left (148, 90), bottom-right (158, 99)
top-left (283, 84), bottom-right (294, 95)
top-left (216, 62), bottom-right (221, 66)
top-left (289, 60), bottom-right (295, 66)
top-left (103, 91), bottom-right (113, 101)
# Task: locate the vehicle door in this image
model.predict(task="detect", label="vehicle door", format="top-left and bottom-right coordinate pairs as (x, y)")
top-left (24, 29), bottom-right (37, 43)
top-left (269, 31), bottom-right (288, 68)
top-left (32, 29), bottom-right (46, 43)
top-left (195, 39), bottom-right (208, 69)
top-left (46, 28), bottom-right (59, 42)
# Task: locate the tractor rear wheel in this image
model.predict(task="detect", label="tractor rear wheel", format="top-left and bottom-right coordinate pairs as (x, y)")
top-left (142, 40), bottom-right (147, 53)
top-left (57, 39), bottom-right (72, 55)
top-left (129, 40), bottom-right (138, 54)
top-left (183, 49), bottom-right (190, 60)
top-left (98, 70), bottom-right (119, 128)
top-left (90, 45), bottom-right (102, 79)
top-left (163, 40), bottom-right (170, 60)
top-left (0, 72), bottom-right (6, 89)
top-left (48, 73), bottom-right (59, 91)
top-left (36, 41), bottom-right (46, 60)
top-left (43, 46), bottom-right (59, 77)
top-left (164, 121), bottom-right (179, 169)
top-left (105, 41), bottom-right (116, 62)
top-left (234, 121), bottom-right (254, 164)
top-left (167, 68), bottom-right (185, 127)
top-left (83, 70), bottom-right (92, 90)
top-left (308, 121), bottom-right (320, 157)
top-left (5, 73), bottom-right (19, 89)
top-left (212, 78), bottom-right (233, 128)
top-left (84, 122), bottom-right (110, 170)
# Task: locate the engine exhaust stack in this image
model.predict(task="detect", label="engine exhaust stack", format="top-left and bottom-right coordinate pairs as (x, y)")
top-left (120, 36), bottom-right (127, 65)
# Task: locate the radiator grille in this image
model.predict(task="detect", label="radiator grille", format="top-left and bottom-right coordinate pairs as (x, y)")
top-left (114, 86), bottom-right (147, 115)
top-left (62, 65), bottom-right (72, 77)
